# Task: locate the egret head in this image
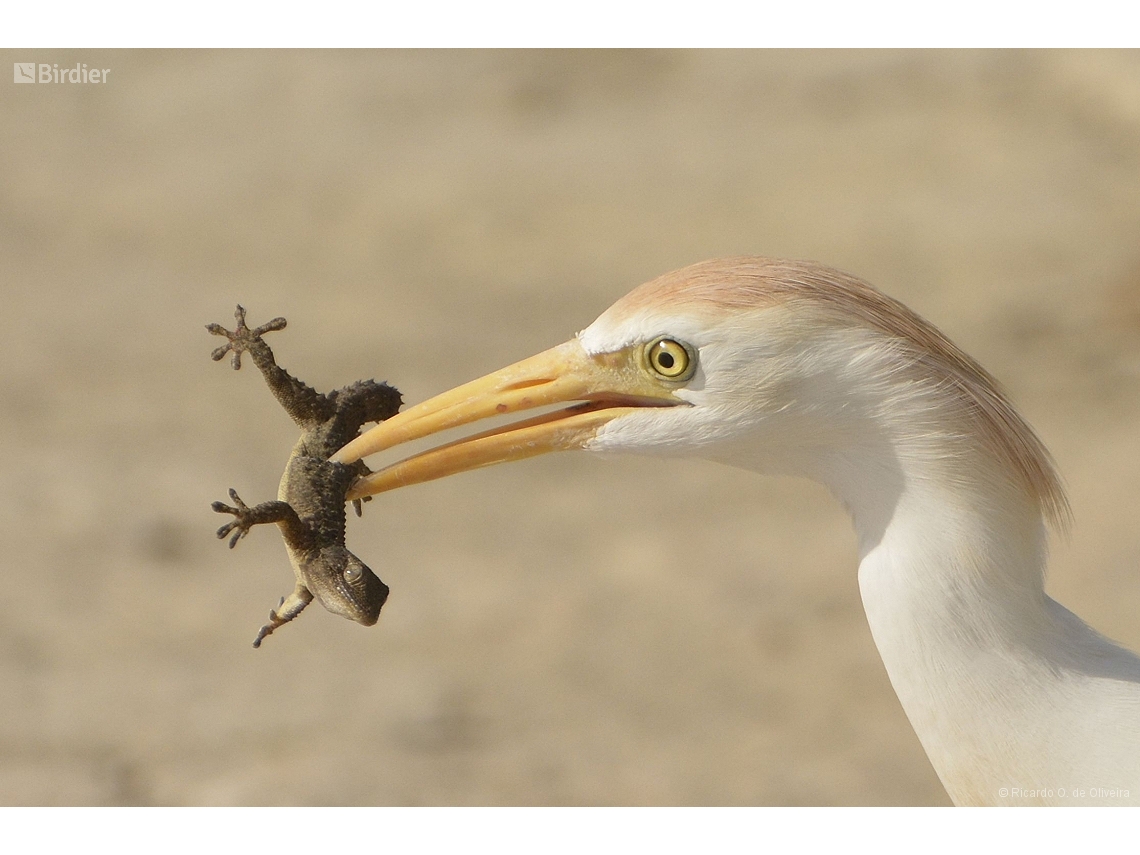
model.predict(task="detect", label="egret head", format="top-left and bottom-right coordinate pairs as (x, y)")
top-left (333, 257), bottom-right (1066, 530)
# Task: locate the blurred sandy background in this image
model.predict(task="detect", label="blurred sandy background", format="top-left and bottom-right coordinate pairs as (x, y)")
top-left (1, 50), bottom-right (1139, 806)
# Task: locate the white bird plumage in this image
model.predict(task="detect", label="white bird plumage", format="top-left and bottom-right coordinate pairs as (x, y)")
top-left (335, 257), bottom-right (1140, 806)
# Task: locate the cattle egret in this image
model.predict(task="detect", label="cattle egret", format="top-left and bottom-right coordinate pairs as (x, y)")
top-left (332, 257), bottom-right (1140, 806)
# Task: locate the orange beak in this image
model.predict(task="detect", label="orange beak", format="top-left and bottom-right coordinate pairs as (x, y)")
top-left (331, 338), bottom-right (682, 500)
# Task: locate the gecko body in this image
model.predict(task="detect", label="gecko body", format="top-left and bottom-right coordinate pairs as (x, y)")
top-left (208, 306), bottom-right (401, 647)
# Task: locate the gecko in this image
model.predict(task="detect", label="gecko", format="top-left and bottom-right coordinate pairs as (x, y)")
top-left (207, 305), bottom-right (402, 647)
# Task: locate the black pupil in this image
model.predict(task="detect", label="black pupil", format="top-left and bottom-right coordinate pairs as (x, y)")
top-left (657, 350), bottom-right (675, 369)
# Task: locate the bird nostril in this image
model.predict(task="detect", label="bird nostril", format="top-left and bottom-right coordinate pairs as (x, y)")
top-left (501, 377), bottom-right (555, 391)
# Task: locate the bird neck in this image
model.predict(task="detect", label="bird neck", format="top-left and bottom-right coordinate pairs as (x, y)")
top-left (810, 427), bottom-right (1053, 802)
top-left (813, 423), bottom-right (1140, 804)
top-left (704, 337), bottom-right (1118, 802)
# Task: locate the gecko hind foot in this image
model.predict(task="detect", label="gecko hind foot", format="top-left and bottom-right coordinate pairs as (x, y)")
top-left (207, 305), bottom-right (287, 370)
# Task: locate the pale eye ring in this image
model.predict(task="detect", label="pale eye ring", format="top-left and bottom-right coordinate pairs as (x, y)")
top-left (644, 337), bottom-right (695, 381)
top-left (344, 566), bottom-right (363, 584)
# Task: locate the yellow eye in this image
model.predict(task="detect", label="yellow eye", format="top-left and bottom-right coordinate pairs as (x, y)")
top-left (645, 337), bottom-right (694, 381)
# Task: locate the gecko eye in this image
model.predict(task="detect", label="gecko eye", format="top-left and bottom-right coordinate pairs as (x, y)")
top-left (644, 337), bottom-right (695, 381)
top-left (344, 565), bottom-right (363, 584)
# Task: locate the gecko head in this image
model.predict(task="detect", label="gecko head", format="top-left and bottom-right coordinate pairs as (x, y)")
top-left (306, 547), bottom-right (389, 626)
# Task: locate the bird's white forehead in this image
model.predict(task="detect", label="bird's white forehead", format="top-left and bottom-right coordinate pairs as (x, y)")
top-left (577, 304), bottom-right (725, 355)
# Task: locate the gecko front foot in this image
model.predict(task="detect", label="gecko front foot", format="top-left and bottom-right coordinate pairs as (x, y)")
top-left (207, 305), bottom-right (287, 370)
top-left (253, 585), bottom-right (314, 648)
top-left (213, 486), bottom-right (301, 548)
top-left (212, 488), bottom-right (257, 548)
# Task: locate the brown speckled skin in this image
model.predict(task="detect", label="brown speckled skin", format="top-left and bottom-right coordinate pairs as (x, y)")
top-left (208, 306), bottom-right (402, 647)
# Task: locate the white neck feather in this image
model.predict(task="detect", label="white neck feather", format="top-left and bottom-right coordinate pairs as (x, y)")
top-left (697, 324), bottom-right (1140, 805)
top-left (849, 444), bottom-right (1140, 805)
